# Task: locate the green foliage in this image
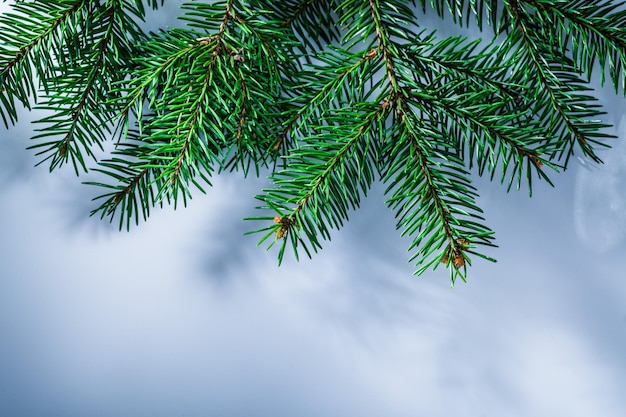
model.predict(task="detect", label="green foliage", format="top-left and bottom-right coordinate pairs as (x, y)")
top-left (1, 0), bottom-right (624, 284)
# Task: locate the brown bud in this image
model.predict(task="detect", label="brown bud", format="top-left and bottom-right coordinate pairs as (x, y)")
top-left (453, 251), bottom-right (465, 269)
top-left (365, 48), bottom-right (378, 60)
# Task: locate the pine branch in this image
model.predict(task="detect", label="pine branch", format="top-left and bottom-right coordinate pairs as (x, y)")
top-left (504, 0), bottom-right (615, 166)
top-left (89, 0), bottom-right (292, 217)
top-left (1, 0), bottom-right (622, 284)
top-left (532, 0), bottom-right (626, 93)
top-left (363, 0), bottom-right (497, 281)
top-left (83, 128), bottom-right (167, 231)
top-left (270, 45), bottom-right (383, 152)
top-left (265, 0), bottom-right (341, 54)
top-left (397, 33), bottom-right (557, 193)
top-left (247, 104), bottom-right (382, 264)
top-left (0, 0), bottom-right (83, 127)
top-left (27, 0), bottom-right (149, 174)
top-left (380, 107), bottom-right (496, 284)
top-left (420, 0), bottom-right (509, 33)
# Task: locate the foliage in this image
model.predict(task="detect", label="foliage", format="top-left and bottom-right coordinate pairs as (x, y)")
top-left (1, 0), bottom-right (624, 284)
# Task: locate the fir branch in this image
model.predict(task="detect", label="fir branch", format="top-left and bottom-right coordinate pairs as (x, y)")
top-left (0, 0), bottom-right (88, 126)
top-left (250, 104), bottom-right (382, 264)
top-left (505, 0), bottom-right (614, 166)
top-left (364, 0), bottom-right (496, 279)
top-left (27, 1), bottom-right (147, 174)
top-left (271, 47), bottom-right (382, 152)
top-left (2, 0), bottom-right (622, 283)
top-left (380, 100), bottom-right (496, 283)
top-left (533, 0), bottom-right (626, 92)
top-left (84, 133), bottom-right (167, 231)
top-left (269, 0), bottom-right (341, 52)
top-left (419, 0), bottom-right (509, 33)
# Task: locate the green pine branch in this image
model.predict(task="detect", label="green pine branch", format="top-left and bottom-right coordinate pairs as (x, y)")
top-left (247, 104), bottom-right (382, 264)
top-left (1, 0), bottom-right (624, 285)
top-left (27, 1), bottom-right (150, 174)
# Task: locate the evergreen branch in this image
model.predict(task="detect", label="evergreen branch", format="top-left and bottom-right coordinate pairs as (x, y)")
top-left (265, 0), bottom-right (341, 53)
top-left (251, 105), bottom-right (382, 264)
top-left (271, 47), bottom-right (382, 152)
top-left (366, 0), bottom-right (402, 90)
top-left (505, 0), bottom-right (614, 166)
top-left (103, 2), bottom-right (242, 205)
top-left (381, 99), bottom-right (496, 284)
top-left (531, 0), bottom-right (626, 93)
top-left (3, 0), bottom-right (623, 282)
top-left (94, 0), bottom-right (289, 211)
top-left (420, 0), bottom-right (510, 33)
top-left (402, 33), bottom-right (523, 105)
top-left (409, 86), bottom-right (555, 192)
top-left (365, 0), bottom-right (496, 281)
top-left (84, 130), bottom-right (167, 231)
top-left (393, 32), bottom-right (555, 191)
top-left (27, 1), bottom-right (146, 174)
top-left (0, 0), bottom-right (90, 127)
top-left (0, 0), bottom-right (157, 129)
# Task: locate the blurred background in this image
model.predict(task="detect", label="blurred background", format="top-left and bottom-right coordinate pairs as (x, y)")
top-left (1, 1), bottom-right (625, 416)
